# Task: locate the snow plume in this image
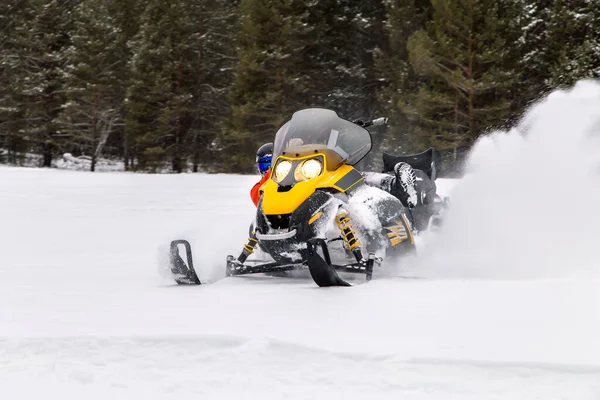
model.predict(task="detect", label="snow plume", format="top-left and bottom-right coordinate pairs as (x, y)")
top-left (414, 79), bottom-right (600, 279)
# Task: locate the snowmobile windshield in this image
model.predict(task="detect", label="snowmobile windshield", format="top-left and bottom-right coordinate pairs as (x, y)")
top-left (272, 108), bottom-right (372, 166)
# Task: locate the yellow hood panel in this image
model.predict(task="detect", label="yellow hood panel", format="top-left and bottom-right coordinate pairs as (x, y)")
top-left (261, 162), bottom-right (363, 215)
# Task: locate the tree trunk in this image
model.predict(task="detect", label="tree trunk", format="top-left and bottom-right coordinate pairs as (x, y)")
top-left (192, 132), bottom-right (199, 172)
top-left (42, 141), bottom-right (52, 167)
top-left (123, 130), bottom-right (130, 171)
top-left (173, 63), bottom-right (184, 174)
top-left (454, 98), bottom-right (458, 135)
top-left (172, 157), bottom-right (182, 173)
top-left (91, 89), bottom-right (98, 172)
top-left (94, 116), bottom-right (114, 173)
top-left (467, 32), bottom-right (475, 138)
top-left (193, 4), bottom-right (206, 174)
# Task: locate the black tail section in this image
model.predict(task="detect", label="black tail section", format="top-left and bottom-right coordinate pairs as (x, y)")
top-left (382, 147), bottom-right (442, 180)
top-left (169, 240), bottom-right (201, 285)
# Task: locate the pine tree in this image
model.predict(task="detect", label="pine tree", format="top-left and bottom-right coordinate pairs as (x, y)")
top-left (402, 0), bottom-right (518, 156)
top-left (125, 0), bottom-right (200, 172)
top-left (0, 0), bottom-right (40, 163)
top-left (375, 0), bottom-right (431, 154)
top-left (513, 0), bottom-right (600, 103)
top-left (124, 0), bottom-right (237, 172)
top-left (306, 0), bottom-right (388, 118)
top-left (547, 0), bottom-right (600, 87)
top-left (183, 0), bottom-right (239, 172)
top-left (0, 0), bottom-right (74, 166)
top-left (106, 0), bottom-right (150, 170)
top-left (19, 0), bottom-right (74, 167)
top-left (59, 0), bottom-right (123, 171)
top-left (510, 0), bottom-right (555, 109)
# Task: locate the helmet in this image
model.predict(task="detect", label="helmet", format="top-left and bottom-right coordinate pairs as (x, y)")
top-left (256, 142), bottom-right (273, 176)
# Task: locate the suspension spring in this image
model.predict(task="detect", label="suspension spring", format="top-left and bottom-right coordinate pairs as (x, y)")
top-left (238, 231), bottom-right (258, 263)
top-left (335, 209), bottom-right (361, 251)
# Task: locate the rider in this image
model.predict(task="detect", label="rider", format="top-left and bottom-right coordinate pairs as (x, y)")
top-left (250, 142), bottom-right (273, 207)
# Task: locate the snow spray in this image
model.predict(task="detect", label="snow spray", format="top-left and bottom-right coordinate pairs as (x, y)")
top-left (412, 79), bottom-right (600, 279)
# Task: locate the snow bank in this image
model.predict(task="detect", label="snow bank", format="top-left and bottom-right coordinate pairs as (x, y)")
top-left (54, 153), bottom-right (125, 172)
top-left (414, 79), bottom-right (600, 279)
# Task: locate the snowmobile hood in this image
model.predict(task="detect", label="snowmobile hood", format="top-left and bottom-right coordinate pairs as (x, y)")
top-left (261, 153), bottom-right (364, 215)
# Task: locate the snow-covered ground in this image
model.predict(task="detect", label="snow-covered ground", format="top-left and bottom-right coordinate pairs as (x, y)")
top-left (2, 80), bottom-right (600, 399)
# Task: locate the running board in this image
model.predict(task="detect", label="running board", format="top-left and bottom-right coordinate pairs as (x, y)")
top-left (226, 257), bottom-right (303, 276)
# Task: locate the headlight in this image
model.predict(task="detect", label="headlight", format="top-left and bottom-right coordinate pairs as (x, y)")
top-left (295, 158), bottom-right (323, 181)
top-left (273, 160), bottom-right (292, 183)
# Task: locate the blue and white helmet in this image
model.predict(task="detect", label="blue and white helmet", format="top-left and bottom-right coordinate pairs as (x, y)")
top-left (256, 142), bottom-right (273, 176)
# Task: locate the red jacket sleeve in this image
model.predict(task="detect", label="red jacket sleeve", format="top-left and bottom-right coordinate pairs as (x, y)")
top-left (250, 170), bottom-right (271, 207)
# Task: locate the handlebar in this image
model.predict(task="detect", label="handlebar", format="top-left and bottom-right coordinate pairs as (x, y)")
top-left (352, 117), bottom-right (388, 128)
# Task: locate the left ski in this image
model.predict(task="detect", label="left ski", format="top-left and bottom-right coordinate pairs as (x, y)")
top-left (169, 240), bottom-right (201, 285)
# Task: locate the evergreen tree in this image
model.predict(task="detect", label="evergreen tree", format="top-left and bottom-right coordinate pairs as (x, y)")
top-left (307, 0), bottom-right (388, 118)
top-left (125, 0), bottom-right (200, 172)
top-left (511, 0), bottom-right (555, 109)
top-left (0, 0), bottom-right (40, 163)
top-left (402, 0), bottom-right (519, 156)
top-left (1, 0), bottom-right (75, 166)
top-left (19, 0), bottom-right (74, 167)
top-left (59, 0), bottom-right (123, 171)
top-left (22, 0), bottom-right (73, 167)
top-left (125, 0), bottom-right (237, 172)
top-left (107, 0), bottom-right (150, 170)
top-left (184, 0), bottom-right (239, 172)
top-left (547, 0), bottom-right (600, 87)
top-left (512, 0), bottom-right (600, 107)
top-left (375, 0), bottom-right (431, 154)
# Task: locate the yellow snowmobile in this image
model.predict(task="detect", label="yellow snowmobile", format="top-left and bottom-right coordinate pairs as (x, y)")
top-left (170, 108), bottom-right (416, 287)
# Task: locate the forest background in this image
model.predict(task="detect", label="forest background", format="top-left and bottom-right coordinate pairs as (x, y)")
top-left (1, 0), bottom-right (598, 175)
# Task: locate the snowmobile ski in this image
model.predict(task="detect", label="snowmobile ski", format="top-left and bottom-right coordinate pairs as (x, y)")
top-left (169, 240), bottom-right (201, 285)
top-left (306, 238), bottom-right (352, 287)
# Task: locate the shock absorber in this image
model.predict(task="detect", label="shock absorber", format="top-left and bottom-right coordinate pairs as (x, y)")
top-left (237, 230), bottom-right (258, 264)
top-left (335, 208), bottom-right (364, 262)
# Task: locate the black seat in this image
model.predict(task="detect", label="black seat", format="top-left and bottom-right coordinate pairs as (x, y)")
top-left (382, 147), bottom-right (442, 180)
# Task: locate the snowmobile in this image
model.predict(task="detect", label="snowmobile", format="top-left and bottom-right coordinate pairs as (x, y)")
top-left (169, 108), bottom-right (443, 287)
